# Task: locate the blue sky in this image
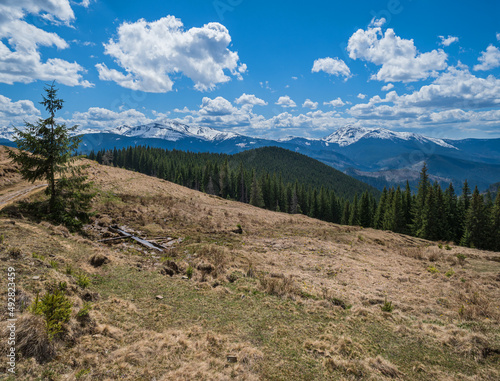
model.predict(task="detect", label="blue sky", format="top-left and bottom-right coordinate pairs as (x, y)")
top-left (1, 0), bottom-right (500, 140)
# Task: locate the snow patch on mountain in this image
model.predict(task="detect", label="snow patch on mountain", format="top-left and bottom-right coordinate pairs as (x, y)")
top-left (0, 126), bottom-right (15, 140)
top-left (323, 125), bottom-right (457, 149)
top-left (111, 121), bottom-right (238, 142)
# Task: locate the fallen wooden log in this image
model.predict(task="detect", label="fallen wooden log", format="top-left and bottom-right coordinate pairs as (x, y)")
top-left (98, 236), bottom-right (128, 243)
top-left (108, 226), bottom-right (164, 252)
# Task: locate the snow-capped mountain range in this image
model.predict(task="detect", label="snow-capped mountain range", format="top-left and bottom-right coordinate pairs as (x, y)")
top-left (109, 121), bottom-right (239, 142)
top-left (0, 121), bottom-right (456, 148)
top-left (322, 125), bottom-right (457, 149)
top-left (1, 121), bottom-right (499, 191)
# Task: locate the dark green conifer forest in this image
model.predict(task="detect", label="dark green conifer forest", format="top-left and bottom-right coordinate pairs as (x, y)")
top-left (88, 146), bottom-right (500, 251)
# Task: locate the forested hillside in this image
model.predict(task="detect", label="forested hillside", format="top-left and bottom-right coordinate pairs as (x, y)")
top-left (231, 147), bottom-right (374, 195)
top-left (89, 146), bottom-right (500, 251)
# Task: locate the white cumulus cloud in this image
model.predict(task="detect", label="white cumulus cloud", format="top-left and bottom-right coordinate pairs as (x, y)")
top-left (439, 35), bottom-right (459, 47)
top-left (473, 45), bottom-right (500, 71)
top-left (382, 83), bottom-right (394, 91)
top-left (0, 95), bottom-right (40, 128)
top-left (324, 98), bottom-right (345, 107)
top-left (97, 16), bottom-right (246, 93)
top-left (199, 97), bottom-right (237, 116)
top-left (302, 99), bottom-right (318, 109)
top-left (70, 107), bottom-right (150, 130)
top-left (400, 66), bottom-right (500, 109)
top-left (275, 96), bottom-right (296, 108)
top-left (347, 65), bottom-right (500, 124)
top-left (357, 93), bottom-right (366, 99)
top-left (311, 57), bottom-right (351, 78)
top-left (347, 19), bottom-right (448, 82)
top-left (235, 93), bottom-right (267, 106)
top-left (0, 0), bottom-right (92, 87)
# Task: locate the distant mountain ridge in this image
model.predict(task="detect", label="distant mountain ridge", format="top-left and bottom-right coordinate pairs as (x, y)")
top-left (110, 121), bottom-right (239, 142)
top-left (322, 125), bottom-right (457, 149)
top-left (1, 122), bottom-right (499, 191)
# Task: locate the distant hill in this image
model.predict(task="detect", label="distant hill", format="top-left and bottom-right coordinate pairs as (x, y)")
top-left (231, 147), bottom-right (379, 199)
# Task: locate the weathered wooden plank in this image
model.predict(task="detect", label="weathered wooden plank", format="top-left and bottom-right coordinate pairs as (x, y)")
top-left (112, 227), bottom-right (164, 252)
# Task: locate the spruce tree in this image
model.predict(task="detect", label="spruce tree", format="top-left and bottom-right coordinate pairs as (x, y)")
top-left (460, 186), bottom-right (488, 249)
top-left (457, 180), bottom-right (471, 241)
top-left (412, 163), bottom-right (430, 236)
top-left (341, 200), bottom-right (351, 225)
top-left (290, 181), bottom-right (300, 214)
top-left (249, 170), bottom-right (265, 208)
top-left (444, 183), bottom-right (458, 242)
top-left (491, 191), bottom-right (500, 251)
top-left (402, 181), bottom-right (413, 234)
top-left (384, 186), bottom-right (405, 233)
top-left (8, 83), bottom-right (93, 229)
top-left (382, 188), bottom-right (395, 231)
top-left (358, 191), bottom-right (372, 227)
top-left (373, 187), bottom-right (388, 229)
top-left (349, 194), bottom-right (360, 226)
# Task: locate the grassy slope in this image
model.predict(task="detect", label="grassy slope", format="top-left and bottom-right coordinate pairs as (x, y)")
top-left (0, 153), bottom-right (499, 380)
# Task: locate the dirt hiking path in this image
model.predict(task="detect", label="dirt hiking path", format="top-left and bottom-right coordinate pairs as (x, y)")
top-left (0, 183), bottom-right (47, 210)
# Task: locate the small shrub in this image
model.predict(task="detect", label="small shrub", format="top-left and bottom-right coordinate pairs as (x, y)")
top-left (9, 247), bottom-right (22, 259)
top-left (58, 281), bottom-right (67, 292)
top-left (49, 260), bottom-right (58, 269)
top-left (47, 281), bottom-right (67, 294)
top-left (358, 235), bottom-right (364, 242)
top-left (427, 266), bottom-right (439, 274)
top-left (227, 271), bottom-right (242, 283)
top-left (32, 252), bottom-right (45, 261)
top-left (29, 290), bottom-right (72, 339)
top-left (458, 304), bottom-right (465, 318)
top-left (331, 297), bottom-right (351, 309)
top-left (381, 298), bottom-right (394, 312)
top-left (445, 244), bottom-right (452, 250)
top-left (456, 253), bottom-right (466, 266)
top-left (89, 253), bottom-right (109, 267)
top-left (186, 265), bottom-right (193, 279)
top-left (76, 273), bottom-right (91, 289)
top-left (259, 274), bottom-right (298, 298)
top-left (195, 244), bottom-right (227, 278)
top-left (428, 251), bottom-right (440, 262)
top-left (246, 261), bottom-right (255, 278)
top-left (438, 243), bottom-right (443, 249)
top-left (76, 369), bottom-right (91, 378)
top-left (445, 269), bottom-right (455, 277)
top-left (77, 302), bottom-right (92, 319)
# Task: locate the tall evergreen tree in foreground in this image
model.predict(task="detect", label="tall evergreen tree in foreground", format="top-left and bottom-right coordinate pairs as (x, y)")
top-left (8, 83), bottom-right (94, 230)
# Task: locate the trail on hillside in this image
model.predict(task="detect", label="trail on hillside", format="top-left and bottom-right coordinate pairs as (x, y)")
top-left (0, 184), bottom-right (47, 210)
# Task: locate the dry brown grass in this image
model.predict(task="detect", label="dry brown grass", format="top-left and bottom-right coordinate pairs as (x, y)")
top-left (14, 314), bottom-right (55, 363)
top-left (1, 156), bottom-right (500, 380)
top-left (457, 281), bottom-right (498, 321)
top-left (259, 273), bottom-right (299, 298)
top-left (367, 356), bottom-right (402, 378)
